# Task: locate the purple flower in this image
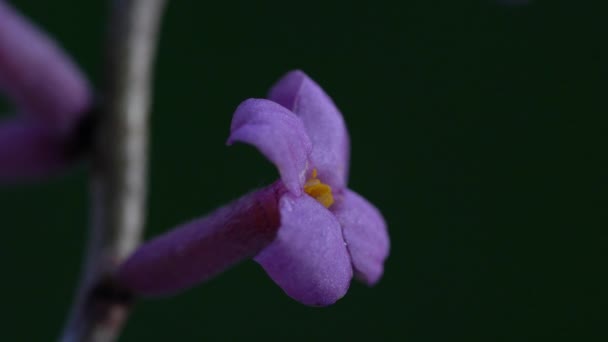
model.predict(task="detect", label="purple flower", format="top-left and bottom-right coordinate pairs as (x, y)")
top-left (0, 1), bottom-right (92, 181)
top-left (118, 70), bottom-right (389, 306)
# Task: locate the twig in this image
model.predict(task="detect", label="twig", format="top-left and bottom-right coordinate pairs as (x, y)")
top-left (61, 1), bottom-right (167, 341)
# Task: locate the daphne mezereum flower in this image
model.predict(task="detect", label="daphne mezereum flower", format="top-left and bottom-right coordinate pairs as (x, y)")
top-left (0, 1), bottom-right (91, 182)
top-left (118, 70), bottom-right (389, 306)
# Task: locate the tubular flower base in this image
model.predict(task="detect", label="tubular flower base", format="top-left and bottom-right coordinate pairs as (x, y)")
top-left (0, 1), bottom-right (91, 182)
top-left (118, 70), bottom-right (390, 306)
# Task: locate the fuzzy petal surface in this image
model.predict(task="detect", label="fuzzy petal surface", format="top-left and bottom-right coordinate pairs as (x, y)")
top-left (332, 189), bottom-right (389, 285)
top-left (228, 98), bottom-right (312, 196)
top-left (0, 1), bottom-right (91, 131)
top-left (118, 183), bottom-right (285, 296)
top-left (0, 117), bottom-right (70, 181)
top-left (254, 193), bottom-right (352, 306)
top-left (268, 70), bottom-right (349, 189)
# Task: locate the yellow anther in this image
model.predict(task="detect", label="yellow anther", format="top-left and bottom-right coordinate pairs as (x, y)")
top-left (303, 168), bottom-right (334, 208)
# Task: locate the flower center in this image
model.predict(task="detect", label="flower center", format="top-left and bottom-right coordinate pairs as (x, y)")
top-left (304, 168), bottom-right (334, 208)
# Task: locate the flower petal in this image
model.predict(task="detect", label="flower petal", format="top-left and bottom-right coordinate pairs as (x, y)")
top-left (0, 117), bottom-right (71, 182)
top-left (332, 189), bottom-right (389, 285)
top-left (268, 70), bottom-right (349, 189)
top-left (254, 193), bottom-right (352, 306)
top-left (228, 98), bottom-right (312, 196)
top-left (0, 1), bottom-right (91, 132)
top-left (117, 182), bottom-right (285, 296)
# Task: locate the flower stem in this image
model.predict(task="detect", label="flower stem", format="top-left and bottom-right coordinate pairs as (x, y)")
top-left (61, 1), bottom-right (167, 341)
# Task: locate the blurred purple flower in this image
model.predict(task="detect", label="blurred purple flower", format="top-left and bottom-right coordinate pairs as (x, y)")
top-left (118, 70), bottom-right (390, 306)
top-left (0, 1), bottom-right (92, 181)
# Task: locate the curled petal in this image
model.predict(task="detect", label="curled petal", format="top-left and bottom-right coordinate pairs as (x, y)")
top-left (332, 189), bottom-right (389, 285)
top-left (0, 1), bottom-right (91, 132)
top-left (268, 70), bottom-right (350, 189)
top-left (254, 194), bottom-right (352, 306)
top-left (117, 182), bottom-right (285, 296)
top-left (0, 117), bottom-right (71, 182)
top-left (228, 99), bottom-right (312, 196)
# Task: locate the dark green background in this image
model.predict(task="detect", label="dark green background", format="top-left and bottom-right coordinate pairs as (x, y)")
top-left (1, 1), bottom-right (605, 341)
